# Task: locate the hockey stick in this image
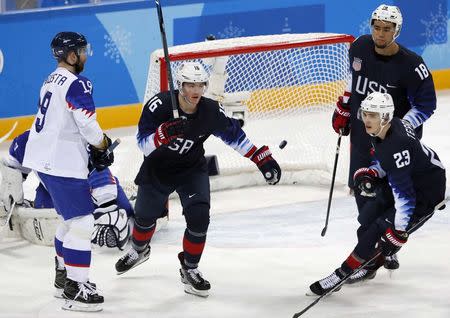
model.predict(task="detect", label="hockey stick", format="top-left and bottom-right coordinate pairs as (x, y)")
top-left (155, 0), bottom-right (179, 119)
top-left (0, 121), bottom-right (18, 144)
top-left (294, 196), bottom-right (449, 318)
top-left (321, 130), bottom-right (343, 237)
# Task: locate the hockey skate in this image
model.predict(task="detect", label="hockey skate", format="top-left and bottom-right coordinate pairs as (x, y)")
top-left (384, 254), bottom-right (400, 270)
top-left (308, 269), bottom-right (345, 296)
top-left (115, 245), bottom-right (150, 275)
top-left (346, 268), bottom-right (377, 285)
top-left (62, 278), bottom-right (103, 312)
top-left (54, 257), bottom-right (67, 298)
top-left (178, 252), bottom-right (210, 297)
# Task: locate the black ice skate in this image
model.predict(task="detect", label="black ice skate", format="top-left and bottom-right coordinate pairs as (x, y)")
top-left (346, 268), bottom-right (377, 284)
top-left (178, 252), bottom-right (211, 297)
top-left (115, 245), bottom-right (150, 275)
top-left (62, 278), bottom-right (103, 312)
top-left (384, 254), bottom-right (400, 270)
top-left (308, 269), bottom-right (345, 296)
top-left (54, 257), bottom-right (66, 298)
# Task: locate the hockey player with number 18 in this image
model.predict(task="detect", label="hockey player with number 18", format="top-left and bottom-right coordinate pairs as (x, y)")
top-left (309, 92), bottom-right (446, 296)
top-left (22, 32), bottom-right (115, 312)
top-left (115, 61), bottom-right (281, 297)
top-left (331, 4), bottom-right (437, 270)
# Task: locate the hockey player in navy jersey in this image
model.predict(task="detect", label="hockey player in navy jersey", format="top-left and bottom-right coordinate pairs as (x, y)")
top-left (22, 32), bottom-right (114, 311)
top-left (115, 61), bottom-right (281, 297)
top-left (309, 92), bottom-right (446, 296)
top-left (331, 4), bottom-right (437, 270)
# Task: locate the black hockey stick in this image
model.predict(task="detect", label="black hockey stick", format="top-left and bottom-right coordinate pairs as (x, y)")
top-left (293, 196), bottom-right (449, 318)
top-left (321, 130), bottom-right (343, 237)
top-left (155, 0), bottom-right (179, 119)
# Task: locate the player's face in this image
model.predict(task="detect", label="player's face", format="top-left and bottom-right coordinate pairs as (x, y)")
top-left (361, 110), bottom-right (382, 135)
top-left (371, 20), bottom-right (396, 49)
top-left (181, 82), bottom-right (206, 105)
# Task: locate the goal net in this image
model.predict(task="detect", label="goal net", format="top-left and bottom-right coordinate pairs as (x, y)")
top-left (114, 33), bottom-right (354, 196)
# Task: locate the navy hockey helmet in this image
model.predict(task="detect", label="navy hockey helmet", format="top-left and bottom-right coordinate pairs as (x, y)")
top-left (51, 32), bottom-right (92, 60)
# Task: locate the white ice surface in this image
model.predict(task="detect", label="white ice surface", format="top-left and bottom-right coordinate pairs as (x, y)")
top-left (1, 91), bottom-right (450, 318)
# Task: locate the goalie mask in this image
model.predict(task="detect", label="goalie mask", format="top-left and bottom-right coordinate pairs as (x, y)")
top-left (371, 4), bottom-right (403, 41)
top-left (358, 92), bottom-right (395, 137)
top-left (91, 205), bottom-right (130, 250)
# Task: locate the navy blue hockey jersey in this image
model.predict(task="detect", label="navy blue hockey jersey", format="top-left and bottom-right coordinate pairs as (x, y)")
top-left (349, 35), bottom-right (436, 153)
top-left (370, 118), bottom-right (445, 231)
top-left (135, 90), bottom-right (255, 185)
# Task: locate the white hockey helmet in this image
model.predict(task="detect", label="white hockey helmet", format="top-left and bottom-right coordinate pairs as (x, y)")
top-left (360, 92), bottom-right (395, 125)
top-left (371, 4), bottom-right (403, 40)
top-left (176, 61), bottom-right (209, 89)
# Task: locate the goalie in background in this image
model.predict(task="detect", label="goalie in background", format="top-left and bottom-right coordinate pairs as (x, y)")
top-left (115, 61), bottom-right (281, 298)
top-left (309, 92), bottom-right (446, 296)
top-left (1, 129), bottom-right (134, 250)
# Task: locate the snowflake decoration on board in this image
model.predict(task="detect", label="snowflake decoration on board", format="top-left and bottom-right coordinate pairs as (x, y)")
top-left (358, 19), bottom-right (371, 36)
top-left (282, 17), bottom-right (292, 33)
top-left (217, 21), bottom-right (245, 39)
top-left (421, 4), bottom-right (448, 46)
top-left (104, 25), bottom-right (132, 64)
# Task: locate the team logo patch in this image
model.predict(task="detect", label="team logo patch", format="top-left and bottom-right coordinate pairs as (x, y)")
top-left (352, 57), bottom-right (362, 71)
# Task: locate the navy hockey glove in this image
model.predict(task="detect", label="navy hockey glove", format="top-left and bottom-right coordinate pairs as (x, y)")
top-left (353, 167), bottom-right (379, 197)
top-left (89, 134), bottom-right (114, 171)
top-left (250, 146), bottom-right (281, 185)
top-left (379, 227), bottom-right (408, 256)
top-left (154, 118), bottom-right (187, 148)
top-left (332, 96), bottom-right (351, 136)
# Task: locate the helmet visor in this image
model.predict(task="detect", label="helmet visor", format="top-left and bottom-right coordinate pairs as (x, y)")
top-left (78, 43), bottom-right (93, 57)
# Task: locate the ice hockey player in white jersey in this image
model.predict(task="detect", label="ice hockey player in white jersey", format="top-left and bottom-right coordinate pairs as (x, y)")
top-left (22, 32), bottom-right (115, 312)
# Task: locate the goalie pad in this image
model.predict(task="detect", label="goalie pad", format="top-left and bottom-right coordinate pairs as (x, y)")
top-left (92, 205), bottom-right (129, 250)
top-left (0, 160), bottom-right (24, 215)
top-left (10, 206), bottom-right (61, 246)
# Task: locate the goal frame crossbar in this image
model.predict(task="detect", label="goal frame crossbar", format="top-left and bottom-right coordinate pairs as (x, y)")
top-left (156, 34), bottom-right (355, 92)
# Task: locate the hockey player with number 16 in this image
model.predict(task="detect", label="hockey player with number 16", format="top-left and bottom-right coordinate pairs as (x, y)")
top-left (115, 61), bottom-right (281, 297)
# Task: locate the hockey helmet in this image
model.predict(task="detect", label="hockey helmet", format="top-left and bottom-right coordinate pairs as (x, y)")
top-left (359, 92), bottom-right (395, 125)
top-left (176, 61), bottom-right (209, 89)
top-left (371, 4), bottom-right (403, 39)
top-left (51, 32), bottom-right (92, 61)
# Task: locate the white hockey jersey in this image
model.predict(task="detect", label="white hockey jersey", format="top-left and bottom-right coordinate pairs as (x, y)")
top-left (23, 67), bottom-right (104, 179)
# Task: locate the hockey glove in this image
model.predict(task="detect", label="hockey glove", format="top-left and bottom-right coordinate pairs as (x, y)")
top-left (251, 146), bottom-right (281, 185)
top-left (332, 96), bottom-right (351, 136)
top-left (353, 167), bottom-right (379, 197)
top-left (89, 134), bottom-right (114, 171)
top-left (379, 227), bottom-right (408, 256)
top-left (154, 118), bottom-right (187, 148)
top-left (92, 204), bottom-right (130, 250)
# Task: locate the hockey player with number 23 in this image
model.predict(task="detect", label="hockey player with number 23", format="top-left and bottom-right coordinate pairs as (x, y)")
top-left (115, 61), bottom-right (281, 297)
top-left (309, 92), bottom-right (446, 297)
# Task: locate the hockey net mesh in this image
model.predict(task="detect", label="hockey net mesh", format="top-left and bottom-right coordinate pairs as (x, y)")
top-left (114, 33), bottom-right (353, 196)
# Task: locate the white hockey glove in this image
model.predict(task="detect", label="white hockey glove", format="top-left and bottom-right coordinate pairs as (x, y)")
top-left (92, 204), bottom-right (130, 250)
